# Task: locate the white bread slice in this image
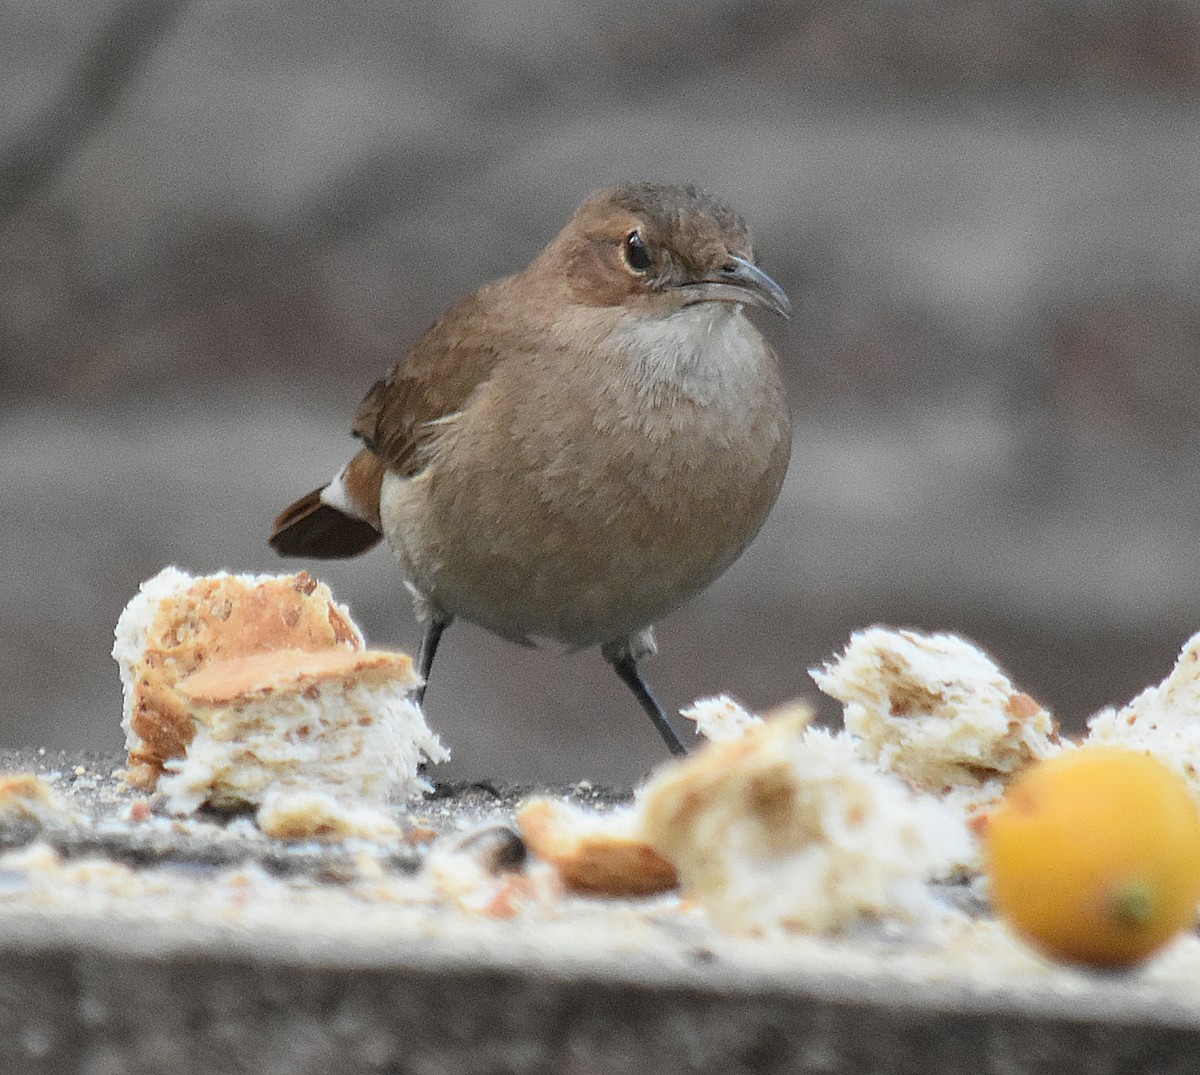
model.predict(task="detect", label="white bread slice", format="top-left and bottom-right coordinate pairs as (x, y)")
top-left (112, 567), bottom-right (446, 816)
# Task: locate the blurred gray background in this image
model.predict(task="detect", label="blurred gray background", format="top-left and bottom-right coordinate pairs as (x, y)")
top-left (3, 0), bottom-right (1200, 784)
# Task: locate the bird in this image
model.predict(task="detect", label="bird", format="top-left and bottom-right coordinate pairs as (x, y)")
top-left (269, 182), bottom-right (792, 756)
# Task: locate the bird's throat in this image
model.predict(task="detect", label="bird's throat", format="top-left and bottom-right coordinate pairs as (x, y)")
top-left (609, 303), bottom-right (764, 406)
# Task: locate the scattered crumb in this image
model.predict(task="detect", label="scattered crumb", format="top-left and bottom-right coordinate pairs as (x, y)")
top-left (423, 826), bottom-right (556, 918)
top-left (680, 695), bottom-right (764, 742)
top-left (517, 797), bottom-right (678, 897)
top-left (125, 799), bottom-right (152, 823)
top-left (256, 790), bottom-right (401, 842)
top-left (1, 841), bottom-right (65, 874)
top-left (0, 774), bottom-right (72, 827)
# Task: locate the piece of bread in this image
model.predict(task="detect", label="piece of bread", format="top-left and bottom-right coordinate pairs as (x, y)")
top-left (114, 567), bottom-right (363, 783)
top-left (811, 627), bottom-right (1061, 809)
top-left (1088, 630), bottom-right (1200, 798)
top-left (516, 797), bottom-right (678, 898)
top-left (679, 694), bottom-right (763, 742)
top-left (639, 704), bottom-right (969, 935)
top-left (113, 567), bottom-right (446, 815)
top-left (423, 825), bottom-right (552, 919)
top-left (255, 789), bottom-right (401, 842)
top-left (0, 773), bottom-right (71, 827)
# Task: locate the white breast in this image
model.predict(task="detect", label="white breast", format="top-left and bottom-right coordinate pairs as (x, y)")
top-left (608, 303), bottom-right (767, 407)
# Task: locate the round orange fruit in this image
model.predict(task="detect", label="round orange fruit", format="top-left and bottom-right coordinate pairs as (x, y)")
top-left (985, 746), bottom-right (1200, 967)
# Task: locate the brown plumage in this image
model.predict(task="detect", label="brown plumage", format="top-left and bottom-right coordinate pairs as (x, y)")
top-left (271, 182), bottom-right (792, 754)
top-left (269, 447), bottom-right (385, 557)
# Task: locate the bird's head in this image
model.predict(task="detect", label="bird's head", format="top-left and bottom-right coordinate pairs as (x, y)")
top-left (543, 182), bottom-right (791, 321)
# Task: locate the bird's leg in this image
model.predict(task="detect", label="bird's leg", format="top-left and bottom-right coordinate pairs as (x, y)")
top-left (414, 614), bottom-right (452, 705)
top-left (608, 653), bottom-right (689, 757)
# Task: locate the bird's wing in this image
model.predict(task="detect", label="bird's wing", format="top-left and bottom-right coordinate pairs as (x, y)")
top-left (352, 288), bottom-right (508, 476)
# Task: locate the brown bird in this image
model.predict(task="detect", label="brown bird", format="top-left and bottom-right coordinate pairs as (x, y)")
top-left (270, 182), bottom-right (791, 755)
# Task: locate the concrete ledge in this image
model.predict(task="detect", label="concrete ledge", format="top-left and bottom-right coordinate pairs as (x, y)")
top-left (1, 750), bottom-right (1198, 1074)
top-left (2, 913), bottom-right (1198, 1075)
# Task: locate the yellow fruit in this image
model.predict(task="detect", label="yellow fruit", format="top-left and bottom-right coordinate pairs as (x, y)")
top-left (985, 746), bottom-right (1200, 967)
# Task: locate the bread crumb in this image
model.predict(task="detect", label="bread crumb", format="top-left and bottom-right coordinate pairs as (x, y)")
top-left (0, 774), bottom-right (72, 827)
top-left (639, 705), bottom-right (970, 935)
top-left (811, 627), bottom-right (1061, 810)
top-left (0, 841), bottom-right (64, 874)
top-left (424, 827), bottom-right (555, 917)
top-left (256, 790), bottom-right (401, 842)
top-left (680, 695), bottom-right (763, 742)
top-left (1088, 630), bottom-right (1200, 797)
top-left (126, 799), bottom-right (153, 823)
top-left (517, 797), bottom-right (678, 897)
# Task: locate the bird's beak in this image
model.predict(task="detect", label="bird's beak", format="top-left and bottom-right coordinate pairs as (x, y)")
top-left (678, 256), bottom-right (792, 319)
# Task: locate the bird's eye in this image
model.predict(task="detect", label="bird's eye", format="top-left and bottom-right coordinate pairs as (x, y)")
top-left (622, 230), bottom-right (652, 274)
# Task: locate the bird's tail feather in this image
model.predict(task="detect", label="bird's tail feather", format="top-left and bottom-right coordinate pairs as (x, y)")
top-left (269, 488), bottom-right (382, 558)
